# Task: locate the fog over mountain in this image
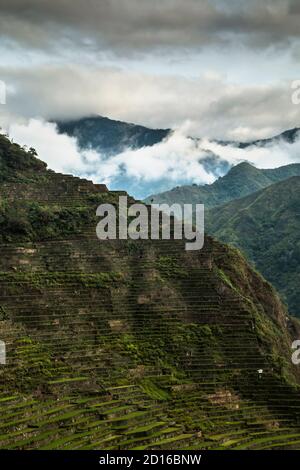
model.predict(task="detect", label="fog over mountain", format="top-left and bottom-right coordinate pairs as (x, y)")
top-left (1, 0), bottom-right (300, 198)
top-left (5, 116), bottom-right (300, 199)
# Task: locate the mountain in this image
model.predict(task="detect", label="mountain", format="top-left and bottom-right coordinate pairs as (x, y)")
top-left (55, 117), bottom-right (300, 200)
top-left (56, 115), bottom-right (170, 156)
top-left (237, 128), bottom-right (300, 148)
top-left (206, 177), bottom-right (300, 316)
top-left (56, 115), bottom-right (300, 156)
top-left (145, 162), bottom-right (300, 208)
top-left (1, 133), bottom-right (300, 450)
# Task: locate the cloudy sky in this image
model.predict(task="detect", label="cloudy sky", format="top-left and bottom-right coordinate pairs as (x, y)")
top-left (0, 0), bottom-right (299, 138)
top-left (0, 0), bottom-right (300, 196)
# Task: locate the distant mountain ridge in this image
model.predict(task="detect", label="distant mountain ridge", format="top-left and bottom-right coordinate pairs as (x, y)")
top-left (56, 115), bottom-right (300, 156)
top-left (145, 162), bottom-right (300, 208)
top-left (236, 128), bottom-right (300, 148)
top-left (56, 115), bottom-right (170, 156)
top-left (55, 116), bottom-right (300, 200)
top-left (205, 176), bottom-right (300, 317)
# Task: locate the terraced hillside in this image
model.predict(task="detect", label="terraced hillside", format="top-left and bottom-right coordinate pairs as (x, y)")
top-left (1, 134), bottom-right (300, 450)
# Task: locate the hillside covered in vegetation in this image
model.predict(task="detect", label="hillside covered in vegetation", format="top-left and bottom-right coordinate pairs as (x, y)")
top-left (206, 178), bottom-right (300, 317)
top-left (145, 161), bottom-right (300, 209)
top-left (1, 134), bottom-right (300, 450)
top-left (146, 162), bottom-right (300, 208)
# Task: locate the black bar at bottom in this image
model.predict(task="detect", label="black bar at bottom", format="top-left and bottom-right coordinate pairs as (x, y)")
top-left (0, 450), bottom-right (298, 468)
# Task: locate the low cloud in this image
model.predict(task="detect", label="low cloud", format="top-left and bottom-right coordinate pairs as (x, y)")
top-left (8, 119), bottom-right (99, 175)
top-left (7, 119), bottom-right (300, 200)
top-left (8, 120), bottom-right (217, 198)
top-left (204, 134), bottom-right (300, 169)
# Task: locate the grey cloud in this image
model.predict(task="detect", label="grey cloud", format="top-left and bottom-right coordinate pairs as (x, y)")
top-left (0, 0), bottom-right (299, 53)
top-left (289, 0), bottom-right (300, 14)
top-left (1, 64), bottom-right (299, 141)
